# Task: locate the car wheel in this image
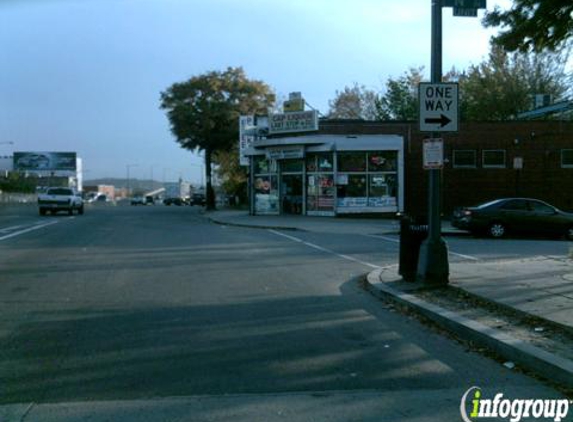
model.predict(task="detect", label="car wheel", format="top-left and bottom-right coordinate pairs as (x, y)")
top-left (68, 209), bottom-right (74, 216)
top-left (39, 208), bottom-right (46, 216)
top-left (565, 226), bottom-right (573, 241)
top-left (78, 205), bottom-right (84, 215)
top-left (488, 222), bottom-right (506, 238)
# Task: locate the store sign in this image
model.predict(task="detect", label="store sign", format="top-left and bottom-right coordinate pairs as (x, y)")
top-left (423, 138), bottom-right (444, 169)
top-left (239, 115), bottom-right (255, 166)
top-left (268, 110), bottom-right (318, 135)
top-left (265, 146), bottom-right (304, 160)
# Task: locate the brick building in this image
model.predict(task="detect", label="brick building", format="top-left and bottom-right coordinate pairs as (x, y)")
top-left (244, 119), bottom-right (573, 217)
top-left (319, 120), bottom-right (573, 215)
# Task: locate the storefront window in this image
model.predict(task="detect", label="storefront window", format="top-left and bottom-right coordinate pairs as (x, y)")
top-left (254, 157), bottom-right (269, 174)
top-left (338, 153), bottom-right (366, 172)
top-left (254, 157), bottom-right (278, 214)
top-left (254, 175), bottom-right (278, 214)
top-left (307, 174), bottom-right (334, 213)
top-left (368, 174), bottom-right (397, 207)
top-left (306, 153), bottom-right (333, 172)
top-left (306, 152), bottom-right (334, 215)
top-left (368, 151), bottom-right (397, 171)
top-left (337, 175), bottom-right (367, 208)
top-left (318, 154), bottom-right (334, 171)
top-left (306, 154), bottom-right (318, 172)
top-left (281, 159), bottom-right (304, 173)
top-left (336, 151), bottom-right (399, 212)
top-left (369, 175), bottom-right (388, 197)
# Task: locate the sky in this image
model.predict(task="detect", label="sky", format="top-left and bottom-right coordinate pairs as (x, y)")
top-left (0, 0), bottom-right (512, 184)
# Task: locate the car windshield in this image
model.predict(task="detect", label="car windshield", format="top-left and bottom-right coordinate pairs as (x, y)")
top-left (47, 188), bottom-right (73, 196)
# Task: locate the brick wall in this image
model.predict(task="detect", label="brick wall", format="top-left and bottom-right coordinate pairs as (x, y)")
top-left (319, 120), bottom-right (573, 215)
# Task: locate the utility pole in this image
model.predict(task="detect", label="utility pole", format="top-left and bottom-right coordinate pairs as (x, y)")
top-left (126, 164), bottom-right (138, 197)
top-left (416, 0), bottom-right (485, 285)
top-left (416, 0), bottom-right (449, 285)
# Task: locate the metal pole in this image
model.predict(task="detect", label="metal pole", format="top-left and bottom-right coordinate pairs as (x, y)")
top-left (417, 0), bottom-right (449, 285)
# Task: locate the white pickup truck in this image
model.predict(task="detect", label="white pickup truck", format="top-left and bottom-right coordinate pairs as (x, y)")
top-left (38, 187), bottom-right (84, 216)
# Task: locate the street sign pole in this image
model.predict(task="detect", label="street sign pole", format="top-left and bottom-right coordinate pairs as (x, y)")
top-left (417, 0), bottom-right (449, 285)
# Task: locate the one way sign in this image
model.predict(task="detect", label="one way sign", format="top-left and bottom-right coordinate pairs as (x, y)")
top-left (419, 82), bottom-right (458, 132)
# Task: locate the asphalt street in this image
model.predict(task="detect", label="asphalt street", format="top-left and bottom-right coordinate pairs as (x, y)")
top-left (0, 204), bottom-right (569, 421)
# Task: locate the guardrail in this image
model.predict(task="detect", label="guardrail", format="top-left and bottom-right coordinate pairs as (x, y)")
top-left (0, 193), bottom-right (37, 204)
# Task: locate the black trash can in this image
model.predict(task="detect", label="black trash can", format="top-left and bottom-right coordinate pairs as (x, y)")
top-left (398, 215), bottom-right (429, 282)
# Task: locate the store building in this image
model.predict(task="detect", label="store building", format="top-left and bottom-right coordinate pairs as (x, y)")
top-left (246, 134), bottom-right (405, 216)
top-left (244, 117), bottom-right (573, 217)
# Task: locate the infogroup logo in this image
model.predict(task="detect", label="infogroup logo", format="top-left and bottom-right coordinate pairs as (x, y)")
top-left (460, 387), bottom-right (571, 422)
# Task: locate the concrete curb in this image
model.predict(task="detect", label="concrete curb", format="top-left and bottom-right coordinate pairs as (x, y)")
top-left (364, 268), bottom-right (573, 390)
top-left (205, 213), bottom-right (470, 237)
top-left (205, 215), bottom-right (304, 232)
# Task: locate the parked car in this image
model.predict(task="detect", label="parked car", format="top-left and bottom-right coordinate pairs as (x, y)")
top-left (131, 196), bottom-right (145, 206)
top-left (190, 193), bottom-right (206, 206)
top-left (163, 197), bottom-right (184, 206)
top-left (38, 187), bottom-right (84, 216)
top-left (452, 198), bottom-right (573, 240)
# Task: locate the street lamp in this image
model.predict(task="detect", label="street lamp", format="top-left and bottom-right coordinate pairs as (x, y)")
top-left (189, 163), bottom-right (204, 187)
top-left (126, 164), bottom-right (138, 197)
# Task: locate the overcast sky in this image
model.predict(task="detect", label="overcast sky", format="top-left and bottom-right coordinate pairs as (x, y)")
top-left (0, 0), bottom-right (511, 183)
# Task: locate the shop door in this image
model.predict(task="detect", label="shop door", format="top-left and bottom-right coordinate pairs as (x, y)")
top-left (281, 175), bottom-right (303, 215)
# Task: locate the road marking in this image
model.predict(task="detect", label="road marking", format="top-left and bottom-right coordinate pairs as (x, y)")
top-left (0, 224), bottom-right (26, 233)
top-left (0, 221), bottom-right (59, 241)
top-left (448, 251), bottom-right (480, 261)
top-left (365, 234), bottom-right (399, 244)
top-left (268, 229), bottom-right (381, 269)
top-left (365, 234), bottom-right (480, 262)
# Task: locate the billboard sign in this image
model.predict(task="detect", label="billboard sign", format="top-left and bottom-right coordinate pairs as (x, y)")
top-left (14, 152), bottom-right (77, 171)
top-left (239, 115), bottom-right (256, 166)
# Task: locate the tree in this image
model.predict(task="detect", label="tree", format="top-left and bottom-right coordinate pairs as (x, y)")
top-left (377, 67), bottom-right (424, 120)
top-left (459, 46), bottom-right (570, 120)
top-left (328, 83), bottom-right (379, 120)
top-left (160, 67), bottom-right (274, 210)
top-left (484, 0), bottom-right (573, 52)
top-left (214, 145), bottom-right (248, 205)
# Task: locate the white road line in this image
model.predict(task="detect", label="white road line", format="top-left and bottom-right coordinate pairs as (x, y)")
top-left (448, 251), bottom-right (480, 261)
top-left (268, 230), bottom-right (304, 243)
top-left (0, 221), bottom-right (59, 241)
top-left (365, 234), bottom-right (399, 243)
top-left (268, 229), bottom-right (381, 269)
top-left (0, 225), bottom-right (26, 233)
top-left (365, 233), bottom-right (480, 262)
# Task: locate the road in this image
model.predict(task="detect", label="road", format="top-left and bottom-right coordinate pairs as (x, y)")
top-left (0, 204), bottom-right (568, 421)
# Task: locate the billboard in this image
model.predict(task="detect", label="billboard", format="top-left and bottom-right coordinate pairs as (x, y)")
top-left (13, 152), bottom-right (77, 171)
